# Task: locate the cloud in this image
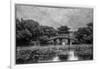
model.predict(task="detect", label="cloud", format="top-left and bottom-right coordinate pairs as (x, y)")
top-left (16, 5), bottom-right (93, 31)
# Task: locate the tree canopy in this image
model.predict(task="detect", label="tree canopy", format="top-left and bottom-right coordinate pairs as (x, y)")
top-left (16, 18), bottom-right (57, 46)
top-left (57, 26), bottom-right (70, 34)
top-left (16, 18), bottom-right (40, 46)
top-left (74, 23), bottom-right (93, 44)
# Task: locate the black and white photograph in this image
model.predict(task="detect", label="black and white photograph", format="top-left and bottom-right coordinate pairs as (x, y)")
top-left (16, 4), bottom-right (93, 64)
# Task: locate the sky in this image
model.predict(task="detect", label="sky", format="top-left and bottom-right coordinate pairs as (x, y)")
top-left (16, 4), bottom-right (93, 31)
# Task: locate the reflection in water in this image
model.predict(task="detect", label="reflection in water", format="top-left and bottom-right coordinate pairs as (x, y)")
top-left (52, 50), bottom-right (79, 62)
top-left (38, 50), bottom-right (79, 63)
top-left (68, 50), bottom-right (78, 61)
top-left (52, 56), bottom-right (60, 61)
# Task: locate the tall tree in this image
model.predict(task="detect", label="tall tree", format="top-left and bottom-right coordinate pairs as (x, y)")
top-left (74, 22), bottom-right (93, 44)
top-left (16, 18), bottom-right (40, 46)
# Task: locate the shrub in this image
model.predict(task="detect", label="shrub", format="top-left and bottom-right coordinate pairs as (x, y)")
top-left (58, 52), bottom-right (69, 61)
top-left (74, 45), bottom-right (93, 60)
top-left (16, 47), bottom-right (57, 64)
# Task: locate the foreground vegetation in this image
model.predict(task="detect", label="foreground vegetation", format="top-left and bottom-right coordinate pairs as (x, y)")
top-left (16, 44), bottom-right (93, 64)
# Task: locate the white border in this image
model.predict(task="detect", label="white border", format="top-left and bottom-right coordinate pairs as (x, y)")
top-left (11, 0), bottom-right (95, 69)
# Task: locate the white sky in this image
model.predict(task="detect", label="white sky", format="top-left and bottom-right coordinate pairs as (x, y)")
top-left (16, 4), bottom-right (93, 31)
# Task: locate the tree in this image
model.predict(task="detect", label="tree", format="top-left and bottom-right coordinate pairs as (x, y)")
top-left (39, 36), bottom-right (49, 45)
top-left (38, 26), bottom-right (57, 45)
top-left (16, 18), bottom-right (40, 46)
top-left (74, 23), bottom-right (93, 44)
top-left (23, 19), bottom-right (40, 40)
top-left (39, 26), bottom-right (57, 37)
top-left (57, 26), bottom-right (70, 34)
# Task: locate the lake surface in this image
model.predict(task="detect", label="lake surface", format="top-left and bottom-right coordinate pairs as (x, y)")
top-left (38, 50), bottom-right (79, 63)
top-left (52, 50), bottom-right (78, 61)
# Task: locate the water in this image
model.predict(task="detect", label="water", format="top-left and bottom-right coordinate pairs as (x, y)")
top-left (52, 56), bottom-right (60, 61)
top-left (52, 50), bottom-right (79, 61)
top-left (67, 50), bottom-right (79, 61)
top-left (38, 50), bottom-right (79, 62)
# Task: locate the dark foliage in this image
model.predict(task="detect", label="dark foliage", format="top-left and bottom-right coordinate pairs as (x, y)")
top-left (16, 18), bottom-right (58, 46)
top-left (16, 18), bottom-right (40, 46)
top-left (57, 26), bottom-right (70, 34)
top-left (74, 23), bottom-right (93, 44)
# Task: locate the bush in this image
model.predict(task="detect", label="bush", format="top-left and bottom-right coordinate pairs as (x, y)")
top-left (58, 52), bottom-right (69, 61)
top-left (74, 45), bottom-right (93, 60)
top-left (16, 50), bottom-right (32, 64)
top-left (16, 46), bottom-right (70, 64)
top-left (16, 47), bottom-right (57, 64)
